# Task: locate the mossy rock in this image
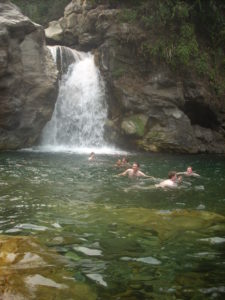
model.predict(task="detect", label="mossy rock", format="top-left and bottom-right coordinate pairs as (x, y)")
top-left (121, 114), bottom-right (148, 137)
top-left (136, 128), bottom-right (165, 151)
top-left (0, 235), bottom-right (96, 300)
top-left (145, 129), bottom-right (165, 142)
top-left (87, 207), bottom-right (225, 241)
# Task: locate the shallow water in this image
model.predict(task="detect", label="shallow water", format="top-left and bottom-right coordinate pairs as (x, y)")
top-left (0, 151), bottom-right (225, 299)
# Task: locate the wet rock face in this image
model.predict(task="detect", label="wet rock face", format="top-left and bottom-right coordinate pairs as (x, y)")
top-left (0, 0), bottom-right (58, 150)
top-left (106, 72), bottom-right (225, 153)
top-left (45, 0), bottom-right (225, 153)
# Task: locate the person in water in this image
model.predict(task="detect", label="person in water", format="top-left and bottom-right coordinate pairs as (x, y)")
top-left (121, 157), bottom-right (130, 167)
top-left (114, 159), bottom-right (122, 167)
top-left (155, 171), bottom-right (182, 188)
top-left (117, 162), bottom-right (153, 178)
top-left (88, 152), bottom-right (95, 161)
top-left (177, 166), bottom-right (200, 177)
top-left (114, 157), bottom-right (130, 168)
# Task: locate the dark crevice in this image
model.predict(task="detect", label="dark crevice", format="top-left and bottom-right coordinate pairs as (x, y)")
top-left (183, 101), bottom-right (219, 129)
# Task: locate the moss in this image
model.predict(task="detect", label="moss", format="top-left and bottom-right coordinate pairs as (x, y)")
top-left (145, 130), bottom-right (164, 142)
top-left (118, 8), bottom-right (137, 23)
top-left (114, 0), bottom-right (225, 96)
top-left (122, 114), bottom-right (148, 137)
top-left (112, 67), bottom-right (126, 79)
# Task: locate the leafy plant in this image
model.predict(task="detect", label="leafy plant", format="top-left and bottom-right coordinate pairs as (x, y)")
top-left (12, 0), bottom-right (71, 25)
top-left (118, 9), bottom-right (137, 23)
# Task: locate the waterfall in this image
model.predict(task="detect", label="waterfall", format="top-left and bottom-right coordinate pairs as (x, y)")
top-left (40, 45), bottom-right (109, 153)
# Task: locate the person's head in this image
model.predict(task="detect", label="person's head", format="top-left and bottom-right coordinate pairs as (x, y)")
top-left (90, 152), bottom-right (95, 157)
top-left (132, 162), bottom-right (140, 172)
top-left (168, 171), bottom-right (177, 181)
top-left (117, 159), bottom-right (122, 165)
top-left (187, 166), bottom-right (192, 174)
top-left (122, 156), bottom-right (128, 165)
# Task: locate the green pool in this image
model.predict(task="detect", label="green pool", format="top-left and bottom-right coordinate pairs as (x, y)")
top-left (0, 151), bottom-right (224, 299)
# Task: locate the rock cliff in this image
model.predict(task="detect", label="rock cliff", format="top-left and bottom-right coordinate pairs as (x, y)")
top-left (0, 0), bottom-right (58, 150)
top-left (44, 0), bottom-right (225, 153)
top-left (1, 0), bottom-right (225, 153)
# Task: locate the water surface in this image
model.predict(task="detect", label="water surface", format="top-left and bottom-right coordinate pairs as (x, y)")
top-left (0, 152), bottom-right (224, 299)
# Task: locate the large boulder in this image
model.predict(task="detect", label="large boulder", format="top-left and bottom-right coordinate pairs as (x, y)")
top-left (98, 39), bottom-right (225, 153)
top-left (0, 0), bottom-right (58, 150)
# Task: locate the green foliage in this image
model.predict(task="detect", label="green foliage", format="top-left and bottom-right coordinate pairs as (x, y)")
top-left (132, 0), bottom-right (225, 96)
top-left (90, 0), bottom-right (145, 8)
top-left (195, 53), bottom-right (210, 75)
top-left (118, 9), bottom-right (137, 23)
top-left (11, 0), bottom-right (71, 25)
top-left (175, 24), bottom-right (199, 66)
top-left (172, 2), bottom-right (189, 21)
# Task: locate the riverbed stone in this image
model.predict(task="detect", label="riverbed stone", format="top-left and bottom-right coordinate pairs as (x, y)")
top-left (97, 207), bottom-right (225, 240)
top-left (0, 235), bottom-right (97, 300)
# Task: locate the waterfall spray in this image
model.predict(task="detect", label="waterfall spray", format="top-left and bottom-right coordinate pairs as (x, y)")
top-left (40, 46), bottom-right (109, 153)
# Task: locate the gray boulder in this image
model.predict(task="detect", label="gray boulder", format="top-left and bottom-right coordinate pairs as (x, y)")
top-left (0, 0), bottom-right (58, 150)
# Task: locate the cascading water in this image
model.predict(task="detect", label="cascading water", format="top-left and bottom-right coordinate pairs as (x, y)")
top-left (40, 45), bottom-right (110, 153)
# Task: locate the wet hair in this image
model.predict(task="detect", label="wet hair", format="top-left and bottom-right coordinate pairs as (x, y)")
top-left (122, 157), bottom-right (129, 163)
top-left (133, 162), bottom-right (140, 167)
top-left (168, 171), bottom-right (176, 179)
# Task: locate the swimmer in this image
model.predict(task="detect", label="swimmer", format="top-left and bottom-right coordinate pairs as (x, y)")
top-left (155, 171), bottom-right (182, 188)
top-left (117, 162), bottom-right (154, 178)
top-left (88, 152), bottom-right (95, 161)
top-left (177, 166), bottom-right (200, 177)
top-left (114, 159), bottom-right (122, 167)
top-left (114, 157), bottom-right (130, 168)
top-left (121, 157), bottom-right (130, 167)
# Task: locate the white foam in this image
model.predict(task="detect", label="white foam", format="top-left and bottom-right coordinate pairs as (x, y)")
top-left (21, 145), bottom-right (128, 155)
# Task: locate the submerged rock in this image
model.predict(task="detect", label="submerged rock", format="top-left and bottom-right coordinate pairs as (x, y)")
top-left (91, 207), bottom-right (225, 241)
top-left (0, 235), bottom-right (96, 300)
top-left (86, 273), bottom-right (107, 287)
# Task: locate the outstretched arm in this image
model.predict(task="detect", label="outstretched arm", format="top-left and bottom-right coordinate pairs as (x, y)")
top-left (192, 172), bottom-right (200, 177)
top-left (117, 169), bottom-right (129, 176)
top-left (138, 171), bottom-right (155, 179)
top-left (176, 172), bottom-right (186, 175)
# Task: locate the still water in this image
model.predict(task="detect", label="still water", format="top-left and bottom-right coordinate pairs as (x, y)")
top-left (0, 151), bottom-right (224, 299)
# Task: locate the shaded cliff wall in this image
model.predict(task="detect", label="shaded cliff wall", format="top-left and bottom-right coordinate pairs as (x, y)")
top-left (0, 0), bottom-right (59, 150)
